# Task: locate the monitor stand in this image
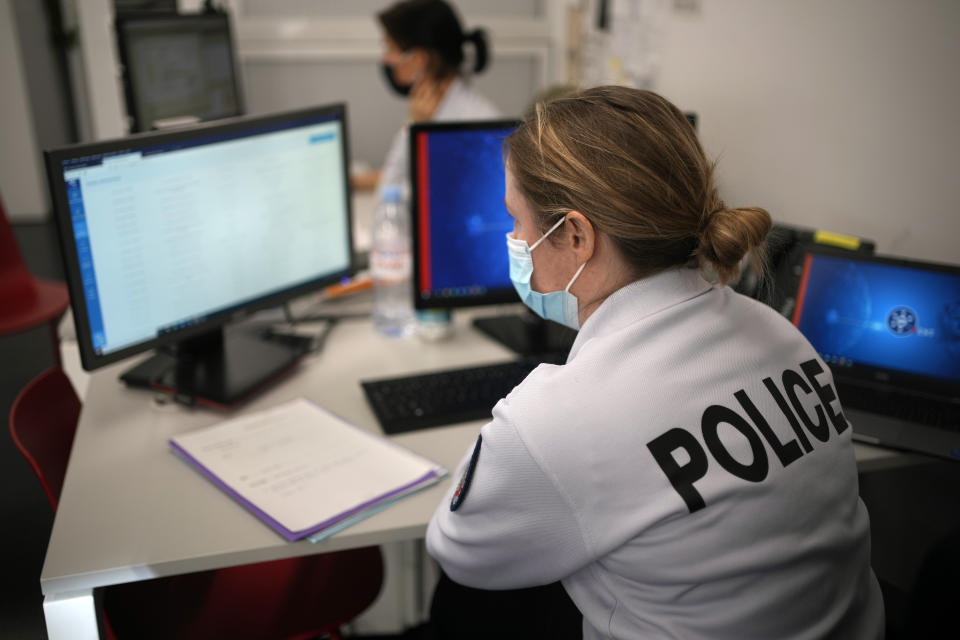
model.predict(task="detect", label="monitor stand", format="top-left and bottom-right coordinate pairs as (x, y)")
top-left (119, 325), bottom-right (311, 408)
top-left (472, 311), bottom-right (577, 360)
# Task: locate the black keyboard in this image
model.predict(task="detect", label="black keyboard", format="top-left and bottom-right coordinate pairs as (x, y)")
top-left (838, 382), bottom-right (960, 430)
top-left (362, 358), bottom-right (560, 434)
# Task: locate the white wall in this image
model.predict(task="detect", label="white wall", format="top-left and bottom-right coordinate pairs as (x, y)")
top-left (656, 0), bottom-right (960, 264)
top-left (0, 0), bottom-right (48, 220)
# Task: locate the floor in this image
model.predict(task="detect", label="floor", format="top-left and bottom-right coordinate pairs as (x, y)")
top-left (3, 220), bottom-right (959, 639)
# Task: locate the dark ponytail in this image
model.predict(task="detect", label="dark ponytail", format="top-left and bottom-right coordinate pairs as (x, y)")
top-left (463, 28), bottom-right (489, 74)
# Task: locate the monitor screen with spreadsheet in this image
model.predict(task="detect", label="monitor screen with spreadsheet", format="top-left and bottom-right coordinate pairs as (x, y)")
top-left (45, 103), bottom-right (354, 406)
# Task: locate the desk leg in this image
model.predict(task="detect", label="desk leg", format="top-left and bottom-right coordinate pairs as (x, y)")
top-left (43, 590), bottom-right (100, 640)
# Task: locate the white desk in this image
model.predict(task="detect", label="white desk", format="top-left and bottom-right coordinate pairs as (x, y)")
top-left (41, 309), bottom-right (518, 640)
top-left (40, 309), bottom-right (913, 639)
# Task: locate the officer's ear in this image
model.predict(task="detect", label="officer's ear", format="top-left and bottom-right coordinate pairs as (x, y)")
top-left (564, 211), bottom-right (596, 263)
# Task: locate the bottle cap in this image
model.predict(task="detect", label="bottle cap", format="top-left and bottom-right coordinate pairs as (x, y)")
top-left (382, 185), bottom-right (403, 203)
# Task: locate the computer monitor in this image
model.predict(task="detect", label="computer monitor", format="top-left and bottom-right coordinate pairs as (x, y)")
top-left (791, 246), bottom-right (960, 393)
top-left (115, 12), bottom-right (244, 132)
top-left (733, 222), bottom-right (876, 316)
top-left (45, 103), bottom-right (354, 408)
top-left (409, 120), bottom-right (577, 356)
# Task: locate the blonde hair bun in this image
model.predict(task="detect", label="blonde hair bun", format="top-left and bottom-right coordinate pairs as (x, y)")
top-left (698, 206), bottom-right (772, 284)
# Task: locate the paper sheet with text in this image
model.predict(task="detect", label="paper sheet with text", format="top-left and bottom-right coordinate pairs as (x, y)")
top-left (170, 398), bottom-right (445, 537)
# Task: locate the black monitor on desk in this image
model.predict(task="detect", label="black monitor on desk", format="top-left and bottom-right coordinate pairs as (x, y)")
top-left (45, 103), bottom-right (354, 408)
top-left (115, 11), bottom-right (244, 132)
top-left (409, 120), bottom-right (577, 356)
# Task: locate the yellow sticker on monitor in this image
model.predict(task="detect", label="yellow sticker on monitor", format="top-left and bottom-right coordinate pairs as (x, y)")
top-left (813, 230), bottom-right (861, 251)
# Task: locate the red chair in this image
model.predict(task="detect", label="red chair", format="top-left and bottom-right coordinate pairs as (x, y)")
top-left (9, 367), bottom-right (383, 640)
top-left (0, 197), bottom-right (70, 367)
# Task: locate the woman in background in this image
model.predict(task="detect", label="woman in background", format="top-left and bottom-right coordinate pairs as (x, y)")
top-left (356, 0), bottom-right (501, 195)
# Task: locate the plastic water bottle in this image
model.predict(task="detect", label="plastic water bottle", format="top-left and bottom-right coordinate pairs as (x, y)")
top-left (371, 185), bottom-right (415, 337)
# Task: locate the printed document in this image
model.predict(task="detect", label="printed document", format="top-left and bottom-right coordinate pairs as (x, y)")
top-left (170, 398), bottom-right (445, 540)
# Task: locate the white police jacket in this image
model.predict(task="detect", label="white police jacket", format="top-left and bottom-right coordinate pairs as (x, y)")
top-left (426, 267), bottom-right (884, 639)
top-left (378, 76), bottom-right (501, 198)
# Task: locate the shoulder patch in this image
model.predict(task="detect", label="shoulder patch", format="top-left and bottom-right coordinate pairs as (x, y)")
top-left (450, 435), bottom-right (482, 512)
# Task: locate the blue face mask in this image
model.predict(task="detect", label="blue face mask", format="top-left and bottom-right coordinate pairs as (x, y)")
top-left (506, 216), bottom-right (588, 330)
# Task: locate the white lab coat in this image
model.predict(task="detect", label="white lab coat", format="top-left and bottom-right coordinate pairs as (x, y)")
top-left (427, 268), bottom-right (884, 640)
top-left (377, 77), bottom-right (501, 198)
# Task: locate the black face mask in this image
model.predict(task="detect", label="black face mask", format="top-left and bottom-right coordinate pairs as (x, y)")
top-left (381, 63), bottom-right (412, 97)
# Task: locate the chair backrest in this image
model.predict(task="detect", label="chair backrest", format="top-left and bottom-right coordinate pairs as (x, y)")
top-left (0, 193), bottom-right (70, 338)
top-left (9, 367), bottom-right (81, 511)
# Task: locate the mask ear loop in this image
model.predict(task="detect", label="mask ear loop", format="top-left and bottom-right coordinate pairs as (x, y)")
top-left (530, 216), bottom-right (568, 252)
top-left (565, 261), bottom-right (588, 292)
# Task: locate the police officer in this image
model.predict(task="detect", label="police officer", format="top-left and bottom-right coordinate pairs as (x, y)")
top-left (425, 86), bottom-right (884, 639)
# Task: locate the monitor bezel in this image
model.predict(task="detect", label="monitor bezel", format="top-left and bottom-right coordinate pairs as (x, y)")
top-left (45, 103), bottom-right (355, 372)
top-left (794, 245), bottom-right (960, 397)
top-left (114, 11), bottom-right (246, 133)
top-left (409, 119), bottom-right (522, 311)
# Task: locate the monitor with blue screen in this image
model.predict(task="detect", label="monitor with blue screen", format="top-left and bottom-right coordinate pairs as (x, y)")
top-left (409, 120), bottom-right (577, 356)
top-left (792, 248), bottom-right (960, 394)
top-left (45, 103), bottom-right (354, 407)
